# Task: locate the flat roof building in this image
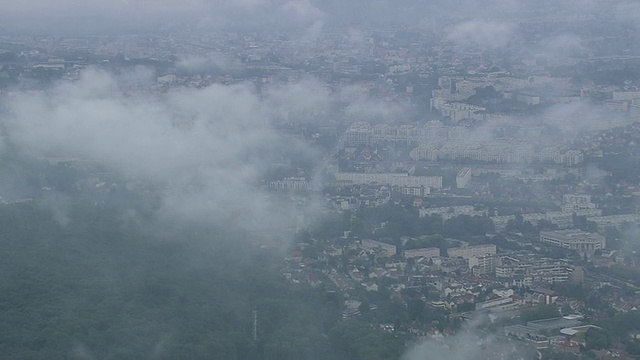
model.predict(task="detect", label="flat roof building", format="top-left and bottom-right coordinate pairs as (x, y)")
top-left (540, 230), bottom-right (605, 255)
top-left (448, 244), bottom-right (497, 259)
top-left (334, 172), bottom-right (442, 189)
top-left (404, 247), bottom-right (440, 259)
top-left (526, 317), bottom-right (582, 331)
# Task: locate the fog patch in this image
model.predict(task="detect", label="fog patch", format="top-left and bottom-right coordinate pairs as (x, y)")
top-left (1, 68), bottom-right (311, 237)
top-left (445, 20), bottom-right (515, 49)
top-left (41, 194), bottom-right (73, 228)
top-left (585, 164), bottom-right (609, 184)
top-left (175, 54), bottom-right (243, 74)
top-left (536, 34), bottom-right (589, 61)
top-left (402, 326), bottom-right (527, 360)
top-left (542, 101), bottom-right (615, 135)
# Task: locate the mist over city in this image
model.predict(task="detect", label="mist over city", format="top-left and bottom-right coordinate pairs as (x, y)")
top-left (1, 0), bottom-right (640, 359)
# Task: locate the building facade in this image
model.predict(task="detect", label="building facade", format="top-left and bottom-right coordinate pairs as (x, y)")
top-left (448, 244), bottom-right (497, 259)
top-left (540, 230), bottom-right (605, 255)
top-left (334, 172), bottom-right (443, 189)
top-left (404, 247), bottom-right (440, 259)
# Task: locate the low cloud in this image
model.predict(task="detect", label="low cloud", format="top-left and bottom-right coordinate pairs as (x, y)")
top-left (615, 0), bottom-right (640, 28)
top-left (402, 327), bottom-right (529, 360)
top-left (337, 85), bottom-right (409, 122)
top-left (283, 0), bottom-right (325, 22)
top-left (262, 77), bottom-right (332, 121)
top-left (2, 67), bottom-right (409, 237)
top-left (2, 68), bottom-right (302, 234)
top-left (0, 0), bottom-right (325, 34)
top-left (536, 34), bottom-right (588, 60)
top-left (445, 20), bottom-right (515, 49)
top-left (175, 54), bottom-right (243, 74)
top-left (542, 100), bottom-right (623, 135)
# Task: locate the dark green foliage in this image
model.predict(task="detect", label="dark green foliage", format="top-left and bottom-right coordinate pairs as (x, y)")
top-left (456, 302), bottom-right (475, 313)
top-left (354, 201), bottom-right (493, 240)
top-left (536, 219), bottom-right (559, 232)
top-left (0, 198), bottom-right (367, 359)
top-left (328, 320), bottom-right (404, 360)
top-left (598, 265), bottom-right (640, 287)
top-left (360, 203), bottom-right (419, 238)
top-left (551, 283), bottom-right (587, 302)
top-left (584, 328), bottom-right (611, 350)
top-left (310, 212), bottom-right (350, 240)
top-left (403, 234), bottom-right (445, 251)
top-left (592, 311), bottom-right (640, 352)
top-left (505, 214), bottom-right (536, 234)
top-left (626, 339), bottom-right (640, 357)
top-left (520, 304), bottom-right (560, 323)
top-left (489, 234), bottom-right (522, 251)
top-left (442, 215), bottom-right (495, 238)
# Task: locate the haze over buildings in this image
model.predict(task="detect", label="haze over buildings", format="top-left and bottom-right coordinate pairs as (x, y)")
top-left (0, 0), bottom-right (640, 359)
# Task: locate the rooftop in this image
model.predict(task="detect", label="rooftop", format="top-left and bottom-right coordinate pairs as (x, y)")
top-left (527, 317), bottom-right (582, 330)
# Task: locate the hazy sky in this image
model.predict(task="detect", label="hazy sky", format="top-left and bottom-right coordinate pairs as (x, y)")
top-left (1, 1), bottom-right (639, 357)
top-left (0, 0), bottom-right (327, 33)
top-left (2, 0), bottom-right (638, 36)
top-left (0, 0), bottom-right (640, 38)
top-left (0, 0), bottom-right (526, 34)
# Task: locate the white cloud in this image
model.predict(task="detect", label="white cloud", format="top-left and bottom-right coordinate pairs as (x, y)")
top-left (0, 0), bottom-right (325, 33)
top-left (615, 0), bottom-right (640, 27)
top-left (445, 20), bottom-right (515, 49)
top-left (402, 324), bottom-right (532, 360)
top-left (175, 54), bottom-right (242, 73)
top-left (537, 34), bottom-right (588, 60)
top-left (3, 68), bottom-right (292, 230)
top-left (2, 67), bottom-right (409, 235)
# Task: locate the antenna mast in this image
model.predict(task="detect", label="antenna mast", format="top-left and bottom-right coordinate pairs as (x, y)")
top-left (252, 308), bottom-right (258, 341)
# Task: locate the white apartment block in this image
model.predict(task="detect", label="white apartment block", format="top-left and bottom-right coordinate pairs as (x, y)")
top-left (497, 260), bottom-right (572, 285)
top-left (521, 212), bottom-right (574, 229)
top-left (491, 193), bottom-right (604, 231)
top-left (345, 122), bottom-right (371, 146)
top-left (399, 186), bottom-right (430, 197)
top-left (613, 91), bottom-right (640, 101)
top-left (475, 297), bottom-right (514, 311)
top-left (496, 263), bottom-right (531, 278)
top-left (269, 177), bottom-right (310, 191)
top-left (587, 214), bottom-right (640, 230)
top-left (345, 122), bottom-right (438, 147)
top-left (448, 244), bottom-right (497, 259)
top-left (605, 99), bottom-right (630, 112)
top-left (529, 263), bottom-right (573, 283)
top-left (404, 247), bottom-right (440, 259)
top-left (334, 172), bottom-right (442, 189)
top-left (469, 253), bottom-right (500, 276)
top-left (562, 194), bottom-right (596, 212)
top-left (419, 205), bottom-right (486, 221)
top-left (436, 101), bottom-right (487, 122)
top-left (410, 144), bottom-right (583, 165)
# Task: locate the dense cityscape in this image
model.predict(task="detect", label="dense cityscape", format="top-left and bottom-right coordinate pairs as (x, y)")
top-left (1, 0), bottom-right (640, 359)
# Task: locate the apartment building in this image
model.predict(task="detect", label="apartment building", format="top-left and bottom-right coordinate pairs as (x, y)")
top-left (540, 230), bottom-right (605, 254)
top-left (404, 247), bottom-right (440, 259)
top-left (448, 244), bottom-right (497, 259)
